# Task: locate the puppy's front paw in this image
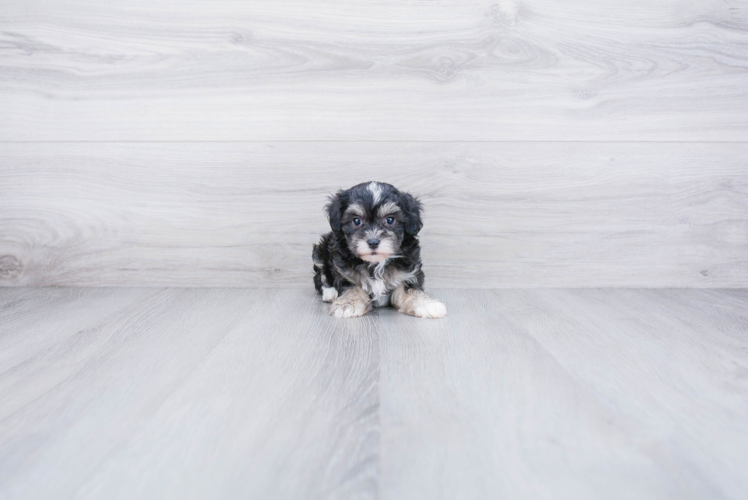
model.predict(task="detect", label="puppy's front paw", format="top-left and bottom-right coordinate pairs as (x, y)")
top-left (321, 286), bottom-right (338, 303)
top-left (412, 299), bottom-right (447, 319)
top-left (330, 297), bottom-right (370, 318)
top-left (392, 287), bottom-right (447, 319)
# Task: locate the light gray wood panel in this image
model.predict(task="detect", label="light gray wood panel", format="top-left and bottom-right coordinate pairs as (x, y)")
top-left (378, 288), bottom-right (748, 500)
top-left (2, 288), bottom-right (748, 499)
top-left (1, 0), bottom-right (747, 140)
top-left (1, 142), bottom-right (746, 288)
top-left (0, 287), bottom-right (158, 377)
top-left (0, 288), bottom-right (379, 500)
top-left (505, 288), bottom-right (748, 500)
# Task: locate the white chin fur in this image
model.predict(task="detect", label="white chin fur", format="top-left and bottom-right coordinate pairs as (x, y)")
top-left (360, 253), bottom-right (388, 263)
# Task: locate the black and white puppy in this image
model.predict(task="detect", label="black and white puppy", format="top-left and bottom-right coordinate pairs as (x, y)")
top-left (313, 182), bottom-right (446, 319)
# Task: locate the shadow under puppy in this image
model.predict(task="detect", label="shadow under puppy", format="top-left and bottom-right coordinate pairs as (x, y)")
top-left (313, 182), bottom-right (446, 319)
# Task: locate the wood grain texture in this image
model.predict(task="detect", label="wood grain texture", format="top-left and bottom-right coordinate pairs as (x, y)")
top-left (1, 0), bottom-right (747, 141)
top-left (378, 288), bottom-right (748, 499)
top-left (1, 142), bottom-right (746, 288)
top-left (0, 288), bottom-right (379, 500)
top-left (1, 288), bottom-right (747, 499)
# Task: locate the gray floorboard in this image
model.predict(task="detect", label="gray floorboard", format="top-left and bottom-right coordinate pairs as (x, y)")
top-left (1, 288), bottom-right (747, 499)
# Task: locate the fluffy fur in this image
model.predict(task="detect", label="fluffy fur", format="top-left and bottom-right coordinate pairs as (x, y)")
top-left (313, 182), bottom-right (446, 319)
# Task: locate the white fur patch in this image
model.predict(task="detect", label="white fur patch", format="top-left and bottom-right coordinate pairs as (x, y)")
top-left (392, 286), bottom-right (446, 319)
top-left (368, 182), bottom-right (383, 204)
top-left (365, 277), bottom-right (387, 301)
top-left (360, 260), bottom-right (389, 303)
top-left (360, 253), bottom-right (386, 263)
top-left (412, 297), bottom-right (447, 319)
top-left (330, 287), bottom-right (371, 318)
top-left (321, 286), bottom-right (338, 302)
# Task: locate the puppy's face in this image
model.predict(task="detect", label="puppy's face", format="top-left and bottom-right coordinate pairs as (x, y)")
top-left (327, 182), bottom-right (422, 263)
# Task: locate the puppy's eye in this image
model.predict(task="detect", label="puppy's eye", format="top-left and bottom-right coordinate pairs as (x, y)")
top-left (384, 217), bottom-right (395, 226)
top-left (352, 218), bottom-right (362, 227)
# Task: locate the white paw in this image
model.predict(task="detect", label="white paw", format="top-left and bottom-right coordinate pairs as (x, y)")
top-left (321, 286), bottom-right (338, 303)
top-left (412, 299), bottom-right (447, 319)
top-left (330, 298), bottom-right (369, 318)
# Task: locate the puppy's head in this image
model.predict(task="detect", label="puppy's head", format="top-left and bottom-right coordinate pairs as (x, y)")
top-left (326, 182), bottom-right (422, 263)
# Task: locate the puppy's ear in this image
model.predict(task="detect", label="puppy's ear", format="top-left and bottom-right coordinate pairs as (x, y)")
top-left (326, 191), bottom-right (347, 232)
top-left (400, 191), bottom-right (423, 236)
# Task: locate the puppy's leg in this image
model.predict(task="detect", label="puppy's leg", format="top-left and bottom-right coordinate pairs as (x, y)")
top-left (313, 234), bottom-right (338, 302)
top-left (391, 285), bottom-right (446, 319)
top-left (330, 286), bottom-right (372, 318)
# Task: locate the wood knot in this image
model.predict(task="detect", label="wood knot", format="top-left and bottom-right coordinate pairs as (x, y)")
top-left (0, 255), bottom-right (23, 280)
top-left (437, 57), bottom-right (458, 81)
top-left (230, 31), bottom-right (253, 45)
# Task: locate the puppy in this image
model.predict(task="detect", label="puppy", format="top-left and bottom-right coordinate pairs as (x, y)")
top-left (313, 182), bottom-right (446, 319)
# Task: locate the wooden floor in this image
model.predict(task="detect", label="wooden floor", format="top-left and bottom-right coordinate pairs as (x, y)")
top-left (1, 288), bottom-right (747, 499)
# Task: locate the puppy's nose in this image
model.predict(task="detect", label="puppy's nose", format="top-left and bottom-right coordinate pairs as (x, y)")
top-left (367, 239), bottom-right (380, 249)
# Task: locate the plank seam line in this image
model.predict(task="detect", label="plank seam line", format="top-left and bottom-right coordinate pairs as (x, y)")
top-left (2, 141), bottom-right (748, 144)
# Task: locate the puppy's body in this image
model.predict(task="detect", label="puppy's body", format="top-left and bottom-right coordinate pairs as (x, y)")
top-left (313, 182), bottom-right (445, 319)
top-left (313, 230), bottom-right (423, 308)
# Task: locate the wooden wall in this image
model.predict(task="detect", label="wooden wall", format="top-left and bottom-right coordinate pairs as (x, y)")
top-left (1, 0), bottom-right (747, 287)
